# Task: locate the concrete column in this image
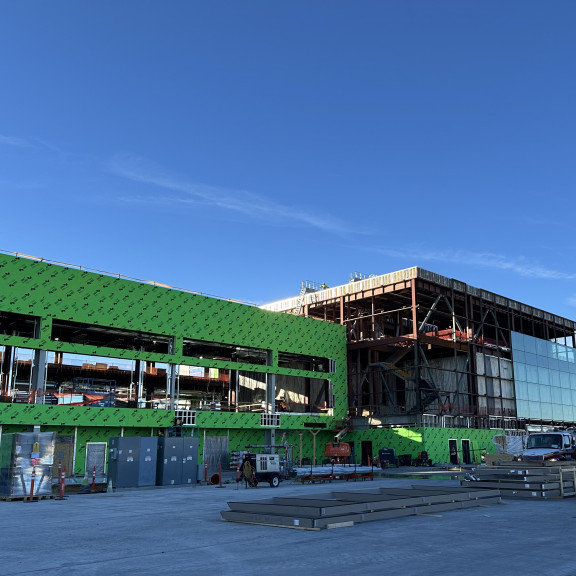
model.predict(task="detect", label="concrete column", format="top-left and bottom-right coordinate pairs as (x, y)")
top-left (134, 359), bottom-right (145, 408)
top-left (168, 364), bottom-right (177, 410)
top-left (30, 349), bottom-right (47, 404)
top-left (265, 428), bottom-right (276, 447)
top-left (1, 345), bottom-right (13, 396)
top-left (266, 350), bottom-right (275, 413)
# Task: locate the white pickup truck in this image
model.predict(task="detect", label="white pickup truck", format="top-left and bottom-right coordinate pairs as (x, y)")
top-left (517, 430), bottom-right (576, 462)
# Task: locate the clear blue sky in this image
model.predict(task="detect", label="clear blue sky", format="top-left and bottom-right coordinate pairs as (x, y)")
top-left (1, 1), bottom-right (575, 318)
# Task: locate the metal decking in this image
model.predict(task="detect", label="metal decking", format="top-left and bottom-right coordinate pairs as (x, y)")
top-left (461, 463), bottom-right (576, 498)
top-left (221, 485), bottom-right (502, 530)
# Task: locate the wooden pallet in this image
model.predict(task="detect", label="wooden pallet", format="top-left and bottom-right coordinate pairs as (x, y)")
top-left (0, 493), bottom-right (55, 502)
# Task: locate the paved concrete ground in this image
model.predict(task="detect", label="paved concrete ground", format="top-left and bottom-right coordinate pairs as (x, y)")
top-left (1, 471), bottom-right (575, 576)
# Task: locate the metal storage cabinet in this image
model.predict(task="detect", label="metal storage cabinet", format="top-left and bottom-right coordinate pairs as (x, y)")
top-left (156, 437), bottom-right (183, 486)
top-left (108, 436), bottom-right (140, 488)
top-left (108, 437), bottom-right (158, 488)
top-left (182, 438), bottom-right (199, 485)
top-left (138, 437), bottom-right (158, 486)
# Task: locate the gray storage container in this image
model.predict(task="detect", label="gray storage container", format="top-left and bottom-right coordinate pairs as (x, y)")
top-left (138, 437), bottom-right (158, 486)
top-left (108, 436), bottom-right (158, 488)
top-left (156, 437), bottom-right (183, 486)
top-left (181, 437), bottom-right (199, 485)
top-left (156, 437), bottom-right (198, 486)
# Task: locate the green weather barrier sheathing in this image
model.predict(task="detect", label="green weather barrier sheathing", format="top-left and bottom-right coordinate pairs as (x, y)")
top-left (323, 427), bottom-right (502, 467)
top-left (0, 253), bottom-right (348, 422)
top-left (0, 404), bottom-right (345, 437)
top-left (0, 252), bottom-right (346, 361)
top-left (0, 403), bottom-right (173, 428)
top-left (0, 405), bottom-right (503, 466)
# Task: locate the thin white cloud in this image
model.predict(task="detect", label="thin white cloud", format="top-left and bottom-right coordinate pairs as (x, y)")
top-left (0, 135), bottom-right (31, 148)
top-left (34, 138), bottom-right (66, 155)
top-left (0, 135), bottom-right (66, 157)
top-left (377, 247), bottom-right (576, 280)
top-left (108, 153), bottom-right (353, 234)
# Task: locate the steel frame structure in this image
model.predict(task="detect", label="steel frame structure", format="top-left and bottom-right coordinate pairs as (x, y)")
top-left (263, 267), bottom-right (576, 430)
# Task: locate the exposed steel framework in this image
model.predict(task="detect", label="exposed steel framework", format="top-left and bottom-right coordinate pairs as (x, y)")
top-left (263, 268), bottom-right (576, 430)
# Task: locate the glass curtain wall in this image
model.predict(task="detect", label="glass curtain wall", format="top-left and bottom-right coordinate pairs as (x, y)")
top-left (511, 332), bottom-right (576, 423)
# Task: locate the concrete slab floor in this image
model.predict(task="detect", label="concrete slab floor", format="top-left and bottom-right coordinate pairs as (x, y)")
top-left (1, 476), bottom-right (575, 576)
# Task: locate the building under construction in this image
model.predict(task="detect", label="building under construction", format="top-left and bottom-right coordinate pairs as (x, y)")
top-left (2, 250), bottom-right (576, 483)
top-left (263, 268), bottom-right (576, 434)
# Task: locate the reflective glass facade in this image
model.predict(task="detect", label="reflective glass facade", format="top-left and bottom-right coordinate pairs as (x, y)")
top-left (511, 332), bottom-right (576, 423)
top-left (476, 353), bottom-right (515, 417)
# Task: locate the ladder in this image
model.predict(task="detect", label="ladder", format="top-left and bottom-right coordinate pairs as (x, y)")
top-left (295, 281), bottom-right (321, 314)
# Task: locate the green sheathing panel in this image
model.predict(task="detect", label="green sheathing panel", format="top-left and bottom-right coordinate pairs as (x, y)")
top-left (0, 404), bottom-right (172, 474)
top-left (207, 428), bottom-right (341, 467)
top-left (0, 253), bottom-right (347, 471)
top-left (220, 427), bottom-right (503, 467)
top-left (0, 404), bottom-right (173, 428)
top-left (422, 427), bottom-right (501, 464)
top-left (195, 411), bottom-right (342, 430)
top-left (0, 253), bottom-right (347, 422)
top-left (0, 254), bottom-right (346, 403)
top-left (287, 430), bottom-right (337, 463)
top-left (75, 426), bottom-right (123, 475)
top-left (345, 427), bottom-right (503, 465)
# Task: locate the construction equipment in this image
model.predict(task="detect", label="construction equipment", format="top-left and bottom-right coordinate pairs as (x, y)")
top-left (324, 442), bottom-right (351, 464)
top-left (324, 416), bottom-right (352, 464)
top-left (240, 444), bottom-right (294, 488)
top-left (414, 450), bottom-right (431, 467)
top-left (378, 448), bottom-right (398, 468)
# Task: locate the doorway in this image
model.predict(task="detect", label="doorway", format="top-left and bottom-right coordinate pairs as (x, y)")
top-left (347, 441), bottom-right (355, 465)
top-left (448, 439), bottom-right (459, 465)
top-left (361, 440), bottom-right (373, 466)
top-left (85, 442), bottom-right (107, 476)
top-left (461, 439), bottom-right (472, 465)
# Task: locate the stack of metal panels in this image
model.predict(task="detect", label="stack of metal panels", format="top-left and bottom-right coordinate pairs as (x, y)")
top-left (0, 432), bottom-right (55, 499)
top-left (461, 463), bottom-right (576, 498)
top-left (221, 485), bottom-right (502, 530)
top-left (292, 464), bottom-right (375, 483)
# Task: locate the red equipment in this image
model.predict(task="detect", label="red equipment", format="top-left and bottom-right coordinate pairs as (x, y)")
top-left (324, 442), bottom-right (351, 463)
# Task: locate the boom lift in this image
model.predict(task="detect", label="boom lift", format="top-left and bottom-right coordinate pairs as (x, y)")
top-left (324, 416), bottom-right (352, 464)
